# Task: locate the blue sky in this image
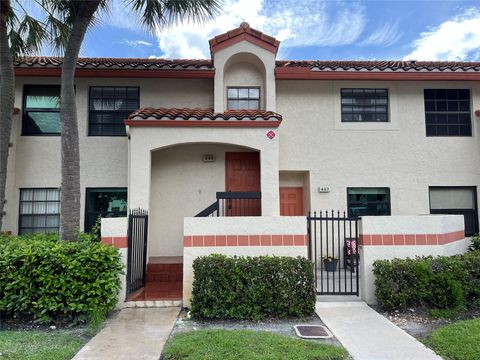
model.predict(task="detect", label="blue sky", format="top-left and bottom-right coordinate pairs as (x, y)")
top-left (28, 0), bottom-right (480, 61)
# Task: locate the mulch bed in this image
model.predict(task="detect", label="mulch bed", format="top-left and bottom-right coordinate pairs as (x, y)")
top-left (374, 306), bottom-right (480, 340)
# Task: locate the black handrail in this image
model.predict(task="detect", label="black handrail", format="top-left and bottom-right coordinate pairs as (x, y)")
top-left (195, 192), bottom-right (261, 217)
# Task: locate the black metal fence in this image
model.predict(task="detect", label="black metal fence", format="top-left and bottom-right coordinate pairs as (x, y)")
top-left (195, 192), bottom-right (261, 217)
top-left (308, 210), bottom-right (360, 295)
top-left (127, 208), bottom-right (148, 295)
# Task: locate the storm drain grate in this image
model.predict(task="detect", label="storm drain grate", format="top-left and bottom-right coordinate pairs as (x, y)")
top-left (294, 325), bottom-right (333, 339)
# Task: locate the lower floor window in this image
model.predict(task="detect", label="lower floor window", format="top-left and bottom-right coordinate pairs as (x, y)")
top-left (429, 186), bottom-right (479, 236)
top-left (347, 187), bottom-right (391, 217)
top-left (85, 188), bottom-right (127, 232)
top-left (19, 188), bottom-right (60, 234)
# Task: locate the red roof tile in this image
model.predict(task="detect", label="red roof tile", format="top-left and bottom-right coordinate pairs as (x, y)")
top-left (275, 60), bottom-right (480, 72)
top-left (14, 56), bottom-right (480, 73)
top-left (209, 22), bottom-right (280, 54)
top-left (14, 56), bottom-right (213, 70)
top-left (128, 108), bottom-right (282, 122)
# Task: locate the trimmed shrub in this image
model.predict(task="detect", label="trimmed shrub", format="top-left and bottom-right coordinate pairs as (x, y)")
top-left (469, 234), bottom-right (480, 252)
top-left (190, 254), bottom-right (315, 320)
top-left (373, 251), bottom-right (480, 313)
top-left (0, 233), bottom-right (123, 324)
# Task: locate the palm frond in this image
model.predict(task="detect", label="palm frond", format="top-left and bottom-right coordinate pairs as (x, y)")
top-left (126, 0), bottom-right (222, 33)
top-left (7, 10), bottom-right (48, 57)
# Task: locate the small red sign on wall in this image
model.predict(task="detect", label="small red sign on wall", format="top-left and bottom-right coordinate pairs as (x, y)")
top-left (266, 130), bottom-right (276, 139)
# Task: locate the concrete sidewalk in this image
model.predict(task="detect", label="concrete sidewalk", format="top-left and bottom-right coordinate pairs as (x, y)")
top-left (73, 307), bottom-right (180, 360)
top-left (316, 302), bottom-right (441, 360)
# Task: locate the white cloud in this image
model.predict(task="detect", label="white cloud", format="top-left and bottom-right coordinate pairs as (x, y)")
top-left (358, 21), bottom-right (402, 47)
top-left (115, 39), bottom-right (154, 47)
top-left (108, 0), bottom-right (367, 59)
top-left (404, 8), bottom-right (480, 61)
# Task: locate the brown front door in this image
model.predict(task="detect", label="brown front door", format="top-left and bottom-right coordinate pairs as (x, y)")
top-left (280, 187), bottom-right (304, 216)
top-left (225, 152), bottom-right (260, 216)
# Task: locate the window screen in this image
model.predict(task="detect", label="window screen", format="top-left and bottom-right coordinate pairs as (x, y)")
top-left (22, 85), bottom-right (61, 135)
top-left (424, 89), bottom-right (471, 136)
top-left (341, 88), bottom-right (389, 122)
top-left (89, 87), bottom-right (139, 136)
top-left (19, 188), bottom-right (60, 234)
top-left (347, 187), bottom-right (391, 217)
top-left (429, 186), bottom-right (478, 236)
top-left (227, 87), bottom-right (260, 110)
top-left (85, 188), bottom-right (127, 232)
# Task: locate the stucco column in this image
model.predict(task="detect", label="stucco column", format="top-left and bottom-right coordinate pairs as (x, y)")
top-left (128, 139), bottom-right (151, 211)
top-left (260, 134), bottom-right (279, 216)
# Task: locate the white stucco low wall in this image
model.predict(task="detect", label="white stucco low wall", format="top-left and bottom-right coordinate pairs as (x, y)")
top-left (184, 216), bottom-right (307, 235)
top-left (101, 217), bottom-right (128, 307)
top-left (183, 216), bottom-right (308, 307)
top-left (360, 215), bottom-right (470, 304)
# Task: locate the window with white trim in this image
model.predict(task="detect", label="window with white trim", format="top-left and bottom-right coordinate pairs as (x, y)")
top-left (227, 87), bottom-right (260, 110)
top-left (19, 188), bottom-right (60, 234)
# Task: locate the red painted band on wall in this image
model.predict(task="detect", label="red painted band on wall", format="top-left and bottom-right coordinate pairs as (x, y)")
top-left (184, 234), bottom-right (308, 247)
top-left (101, 236), bottom-right (128, 248)
top-left (360, 230), bottom-right (465, 246)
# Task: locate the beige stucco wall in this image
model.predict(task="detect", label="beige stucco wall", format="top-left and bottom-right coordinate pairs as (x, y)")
top-left (277, 80), bottom-right (480, 219)
top-left (213, 40), bottom-right (276, 112)
top-left (128, 125), bottom-right (281, 257)
top-left (3, 76), bottom-right (213, 234)
top-left (150, 143), bottom-right (254, 257)
top-left (4, 47), bottom-right (480, 243)
top-left (223, 54), bottom-right (265, 109)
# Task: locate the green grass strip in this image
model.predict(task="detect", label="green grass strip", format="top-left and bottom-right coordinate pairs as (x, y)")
top-left (163, 329), bottom-right (348, 360)
top-left (428, 318), bottom-right (480, 360)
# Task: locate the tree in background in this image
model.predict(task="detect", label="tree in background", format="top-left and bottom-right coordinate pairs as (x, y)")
top-left (0, 0), bottom-right (47, 232)
top-left (42, 0), bottom-right (221, 241)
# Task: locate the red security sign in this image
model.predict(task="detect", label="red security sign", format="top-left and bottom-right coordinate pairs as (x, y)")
top-left (266, 130), bottom-right (276, 139)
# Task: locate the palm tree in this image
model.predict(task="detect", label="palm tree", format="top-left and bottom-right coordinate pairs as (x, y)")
top-left (44, 0), bottom-right (221, 241)
top-left (0, 1), bottom-right (47, 231)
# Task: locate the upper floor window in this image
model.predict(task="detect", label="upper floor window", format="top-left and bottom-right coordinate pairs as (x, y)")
top-left (22, 85), bottom-right (61, 136)
top-left (19, 188), bottom-right (60, 234)
top-left (89, 86), bottom-right (139, 136)
top-left (347, 187), bottom-right (391, 217)
top-left (424, 89), bottom-right (471, 137)
top-left (227, 87), bottom-right (260, 110)
top-left (341, 88), bottom-right (388, 122)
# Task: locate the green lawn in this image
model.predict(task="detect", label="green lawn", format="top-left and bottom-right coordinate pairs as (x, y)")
top-left (162, 329), bottom-right (348, 360)
top-left (428, 318), bottom-right (480, 360)
top-left (0, 329), bottom-right (87, 360)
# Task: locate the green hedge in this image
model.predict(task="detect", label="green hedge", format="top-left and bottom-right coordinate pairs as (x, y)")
top-left (373, 251), bottom-right (480, 312)
top-left (190, 254), bottom-right (316, 320)
top-left (0, 233), bottom-right (123, 324)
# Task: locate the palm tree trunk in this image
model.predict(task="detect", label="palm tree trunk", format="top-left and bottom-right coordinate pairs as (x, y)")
top-left (60, 0), bottom-right (100, 241)
top-left (0, 0), bottom-right (15, 232)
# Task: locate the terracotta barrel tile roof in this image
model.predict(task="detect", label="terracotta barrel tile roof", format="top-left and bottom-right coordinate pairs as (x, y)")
top-left (14, 56), bottom-right (480, 73)
top-left (14, 56), bottom-right (213, 70)
top-left (275, 60), bottom-right (480, 72)
top-left (209, 22), bottom-right (280, 51)
top-left (128, 108), bottom-right (282, 122)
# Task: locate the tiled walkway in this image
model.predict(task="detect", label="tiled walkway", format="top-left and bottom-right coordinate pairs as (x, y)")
top-left (72, 307), bottom-right (179, 360)
top-left (316, 301), bottom-right (442, 360)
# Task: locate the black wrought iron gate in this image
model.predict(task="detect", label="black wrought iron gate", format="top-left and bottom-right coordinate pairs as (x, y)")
top-left (127, 208), bottom-right (149, 295)
top-left (307, 211), bottom-right (360, 295)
